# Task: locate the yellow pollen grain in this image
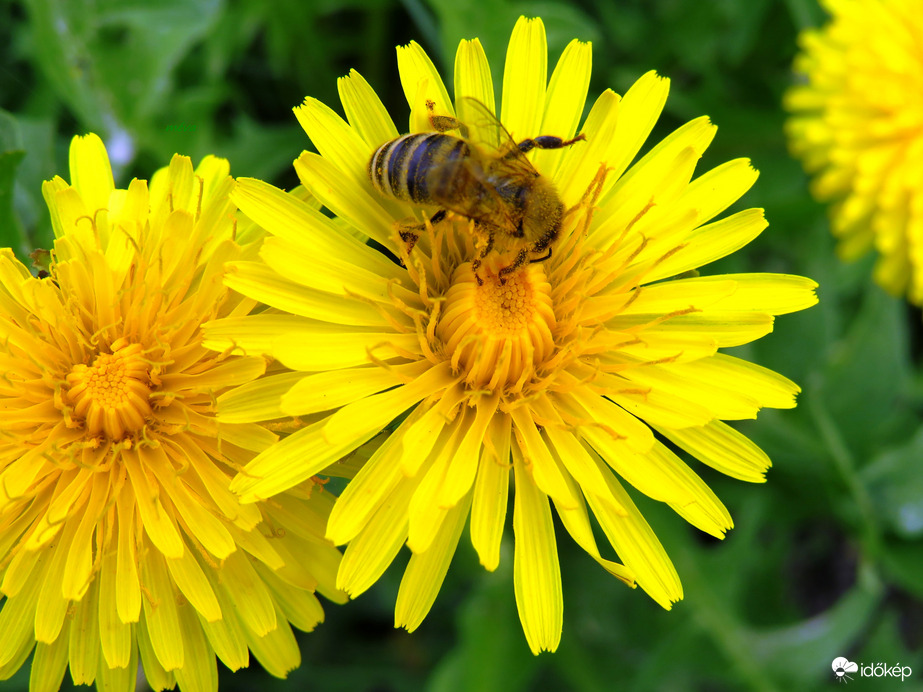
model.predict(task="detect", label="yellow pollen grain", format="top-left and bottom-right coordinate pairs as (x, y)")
top-left (435, 261), bottom-right (555, 391)
top-left (475, 271), bottom-right (535, 337)
top-left (65, 338), bottom-right (154, 440)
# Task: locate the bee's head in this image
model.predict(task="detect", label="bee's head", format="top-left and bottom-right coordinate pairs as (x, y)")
top-left (521, 176), bottom-right (565, 252)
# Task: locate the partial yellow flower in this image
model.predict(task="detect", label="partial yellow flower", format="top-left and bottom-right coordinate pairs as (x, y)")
top-left (785, 0), bottom-right (923, 301)
top-left (0, 134), bottom-right (344, 692)
top-left (207, 17), bottom-right (818, 654)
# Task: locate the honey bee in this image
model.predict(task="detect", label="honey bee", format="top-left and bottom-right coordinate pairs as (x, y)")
top-left (367, 99), bottom-right (585, 282)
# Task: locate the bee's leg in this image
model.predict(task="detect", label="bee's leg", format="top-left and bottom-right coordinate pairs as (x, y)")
top-left (498, 248), bottom-right (528, 283)
top-left (529, 247), bottom-right (552, 264)
top-left (471, 224), bottom-right (494, 286)
top-left (425, 99), bottom-right (470, 138)
top-left (398, 228), bottom-right (420, 252)
top-left (395, 209), bottom-right (447, 254)
top-left (514, 133), bottom-right (586, 156)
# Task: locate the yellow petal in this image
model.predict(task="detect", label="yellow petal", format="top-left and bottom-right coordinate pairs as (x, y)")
top-left (98, 549), bottom-right (132, 668)
top-left (637, 208), bottom-right (769, 285)
top-left (685, 273), bottom-right (820, 314)
top-left (29, 639), bottom-right (69, 692)
top-left (217, 371), bottom-right (304, 423)
top-left (338, 68), bottom-right (400, 148)
top-left (35, 520), bottom-right (76, 643)
top-left (657, 419), bottom-right (771, 482)
top-left (294, 97), bottom-right (371, 188)
top-left (219, 263), bottom-right (395, 328)
top-left (559, 390), bottom-right (689, 506)
top-left (159, 354), bottom-right (265, 393)
top-left (172, 603), bottom-right (218, 692)
top-left (137, 619), bottom-right (176, 691)
top-left (406, 414), bottom-right (468, 554)
top-left (555, 88), bottom-right (620, 206)
top-left (199, 582), bottom-right (249, 672)
top-left (115, 488), bottom-right (142, 623)
top-left (224, 521), bottom-right (284, 572)
top-left (257, 564), bottom-right (326, 632)
top-left (326, 428), bottom-right (412, 545)
top-left (547, 464), bottom-right (634, 585)
top-left (610, 310), bottom-right (775, 349)
top-left (232, 177), bottom-right (403, 278)
top-left (69, 133), bottom-right (114, 215)
top-left (323, 360), bottom-right (455, 446)
top-left (565, 385), bottom-right (655, 453)
top-left (96, 647), bottom-right (138, 692)
top-left (67, 584), bottom-right (100, 684)
top-left (258, 236), bottom-right (404, 304)
top-left (593, 135), bottom-right (719, 260)
top-left (675, 158), bottom-right (760, 228)
top-left (398, 385), bottom-right (467, 477)
top-left (438, 392), bottom-right (499, 508)
top-left (272, 324), bottom-right (423, 369)
top-left (216, 551), bottom-right (276, 637)
top-left (512, 450), bottom-right (562, 655)
top-left (0, 569), bottom-right (41, 668)
top-left (337, 480), bottom-right (413, 597)
top-left (613, 277), bottom-right (739, 317)
top-left (620, 353), bottom-right (799, 421)
top-left (231, 417), bottom-right (356, 504)
top-left (396, 493), bottom-right (471, 631)
top-left (396, 41), bottom-right (454, 132)
top-left (607, 70), bottom-right (671, 182)
top-left (501, 16), bottom-right (547, 141)
top-left (470, 414), bottom-right (512, 571)
top-left (536, 395), bottom-right (627, 515)
top-left (140, 547), bottom-right (184, 671)
top-left (246, 614), bottom-right (301, 679)
top-left (585, 450), bottom-right (682, 609)
top-left (294, 151), bottom-right (397, 250)
top-left (166, 550), bottom-right (222, 623)
top-left (282, 360), bottom-right (429, 416)
top-left (602, 375), bottom-right (715, 429)
top-left (510, 405), bottom-right (580, 509)
top-left (535, 38), bottom-right (592, 178)
top-left (454, 38), bottom-right (496, 117)
top-left (124, 448), bottom-right (184, 559)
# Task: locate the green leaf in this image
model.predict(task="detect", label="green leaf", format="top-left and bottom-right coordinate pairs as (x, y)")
top-left (428, 564), bottom-right (538, 692)
top-left (880, 537), bottom-right (923, 599)
top-left (813, 283), bottom-right (916, 464)
top-left (0, 110), bottom-right (26, 252)
top-left (23, 0), bottom-right (223, 140)
top-left (12, 116), bottom-right (57, 252)
top-left (862, 430), bottom-right (923, 539)
top-left (745, 564), bottom-right (884, 683)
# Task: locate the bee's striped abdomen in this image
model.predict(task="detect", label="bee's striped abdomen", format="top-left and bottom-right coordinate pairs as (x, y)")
top-left (369, 133), bottom-right (469, 204)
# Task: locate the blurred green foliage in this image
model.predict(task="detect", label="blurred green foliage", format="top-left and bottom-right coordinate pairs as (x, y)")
top-left (2, 0), bottom-right (923, 691)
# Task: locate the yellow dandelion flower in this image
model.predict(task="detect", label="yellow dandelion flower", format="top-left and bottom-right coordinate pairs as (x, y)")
top-left (785, 0), bottom-right (923, 301)
top-left (208, 17), bottom-right (818, 654)
top-left (0, 134), bottom-right (344, 692)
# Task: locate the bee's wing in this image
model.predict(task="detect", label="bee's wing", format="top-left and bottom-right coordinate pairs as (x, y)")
top-left (421, 97), bottom-right (530, 230)
top-left (427, 153), bottom-right (519, 230)
top-left (456, 97), bottom-right (538, 175)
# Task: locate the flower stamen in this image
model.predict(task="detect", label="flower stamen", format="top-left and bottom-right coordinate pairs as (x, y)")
top-left (64, 338), bottom-right (154, 441)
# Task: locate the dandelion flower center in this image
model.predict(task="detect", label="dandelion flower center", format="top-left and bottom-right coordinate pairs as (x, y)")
top-left (437, 258), bottom-right (555, 388)
top-left (65, 337), bottom-right (153, 439)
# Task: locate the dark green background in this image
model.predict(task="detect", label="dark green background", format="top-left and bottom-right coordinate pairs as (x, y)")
top-left (2, 0), bottom-right (922, 690)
